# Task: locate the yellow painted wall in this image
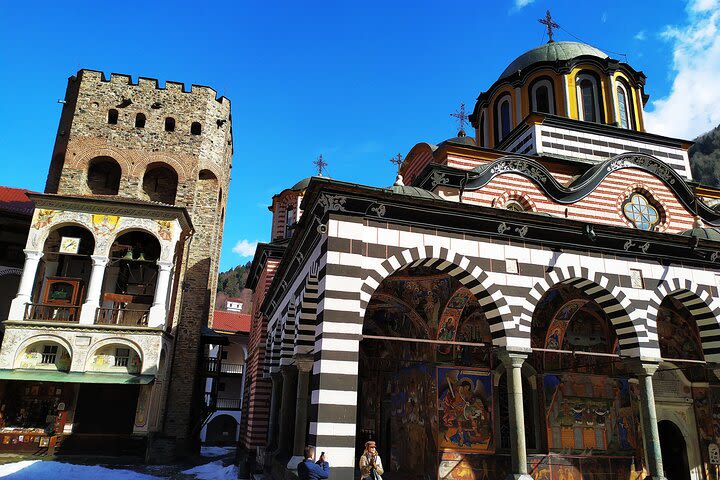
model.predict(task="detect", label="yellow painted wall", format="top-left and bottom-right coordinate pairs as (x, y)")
top-left (487, 86), bottom-right (516, 148)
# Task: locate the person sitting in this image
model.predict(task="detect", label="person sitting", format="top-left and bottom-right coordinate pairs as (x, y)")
top-left (297, 445), bottom-right (330, 480)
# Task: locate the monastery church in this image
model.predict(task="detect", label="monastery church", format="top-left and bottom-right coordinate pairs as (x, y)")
top-left (1, 13), bottom-right (720, 480)
top-left (240, 29), bottom-right (720, 480)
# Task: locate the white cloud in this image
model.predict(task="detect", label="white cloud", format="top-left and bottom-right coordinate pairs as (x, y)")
top-left (232, 239), bottom-right (258, 257)
top-left (601, 12), bottom-right (608, 23)
top-left (514, 0), bottom-right (535, 9)
top-left (644, 1), bottom-right (720, 138)
top-left (634, 30), bottom-right (646, 40)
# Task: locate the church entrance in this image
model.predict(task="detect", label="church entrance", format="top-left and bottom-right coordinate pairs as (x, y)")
top-left (659, 420), bottom-right (690, 480)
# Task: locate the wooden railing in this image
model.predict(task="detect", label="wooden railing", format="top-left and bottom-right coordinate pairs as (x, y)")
top-left (203, 393), bottom-right (242, 411)
top-left (202, 357), bottom-right (243, 375)
top-left (95, 307), bottom-right (149, 327)
top-left (24, 304), bottom-right (80, 322)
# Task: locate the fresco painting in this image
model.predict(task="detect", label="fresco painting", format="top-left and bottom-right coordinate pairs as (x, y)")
top-left (438, 367), bottom-right (493, 453)
top-left (543, 373), bottom-right (641, 456)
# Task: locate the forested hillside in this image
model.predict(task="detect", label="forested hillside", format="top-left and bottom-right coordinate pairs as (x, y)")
top-left (690, 124), bottom-right (720, 186)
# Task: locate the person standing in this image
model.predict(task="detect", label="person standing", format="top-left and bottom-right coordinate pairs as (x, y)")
top-left (297, 446), bottom-right (329, 480)
top-left (359, 440), bottom-right (384, 480)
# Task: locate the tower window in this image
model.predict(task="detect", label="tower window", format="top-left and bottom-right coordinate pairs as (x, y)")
top-left (108, 109), bottom-right (119, 125)
top-left (191, 122), bottom-right (202, 135)
top-left (164, 117), bottom-right (175, 132)
top-left (616, 82), bottom-right (634, 130)
top-left (530, 79), bottom-right (555, 115)
top-left (622, 193), bottom-right (660, 231)
top-left (495, 95), bottom-right (512, 144)
top-left (576, 74), bottom-right (601, 123)
top-left (285, 204), bottom-right (296, 238)
top-left (135, 113), bottom-right (146, 128)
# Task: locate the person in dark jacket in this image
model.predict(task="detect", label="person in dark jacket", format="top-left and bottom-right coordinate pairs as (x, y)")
top-left (297, 445), bottom-right (330, 480)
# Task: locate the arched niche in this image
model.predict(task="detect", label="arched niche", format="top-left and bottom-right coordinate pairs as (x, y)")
top-left (87, 156), bottom-right (121, 195)
top-left (14, 337), bottom-right (71, 371)
top-left (99, 230), bottom-right (162, 326)
top-left (142, 163), bottom-right (178, 205)
top-left (86, 340), bottom-right (142, 374)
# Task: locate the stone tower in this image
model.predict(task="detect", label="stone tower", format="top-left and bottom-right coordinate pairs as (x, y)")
top-left (44, 70), bottom-right (233, 458)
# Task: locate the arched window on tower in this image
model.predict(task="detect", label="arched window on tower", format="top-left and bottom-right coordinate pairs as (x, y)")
top-left (135, 113), bottom-right (146, 128)
top-left (495, 95), bottom-right (512, 144)
top-left (576, 74), bottom-right (601, 123)
top-left (164, 117), bottom-right (175, 132)
top-left (87, 156), bottom-right (121, 195)
top-left (616, 81), bottom-right (635, 130)
top-left (191, 122), bottom-right (202, 135)
top-left (530, 79), bottom-right (555, 115)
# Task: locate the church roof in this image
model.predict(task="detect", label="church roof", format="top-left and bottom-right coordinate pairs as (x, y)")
top-left (388, 185), bottom-right (443, 200)
top-left (291, 177), bottom-right (313, 191)
top-left (499, 41), bottom-right (608, 81)
top-left (679, 227), bottom-right (720, 242)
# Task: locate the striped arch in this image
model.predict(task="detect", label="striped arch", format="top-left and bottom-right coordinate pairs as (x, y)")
top-left (266, 315), bottom-right (282, 374)
top-left (519, 265), bottom-right (646, 356)
top-left (295, 273), bottom-right (319, 356)
top-left (279, 303), bottom-right (296, 366)
top-left (647, 278), bottom-right (720, 362)
top-left (359, 245), bottom-right (513, 343)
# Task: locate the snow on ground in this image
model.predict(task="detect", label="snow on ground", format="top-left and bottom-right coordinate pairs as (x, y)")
top-left (182, 460), bottom-right (239, 480)
top-left (0, 460), bottom-right (162, 479)
top-left (200, 446), bottom-right (235, 458)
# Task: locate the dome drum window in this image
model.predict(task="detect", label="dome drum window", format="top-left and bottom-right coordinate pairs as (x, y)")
top-left (495, 95), bottom-right (513, 143)
top-left (576, 74), bottom-right (601, 123)
top-left (530, 79), bottom-right (555, 115)
top-left (622, 193), bottom-right (661, 231)
top-left (616, 82), bottom-right (634, 130)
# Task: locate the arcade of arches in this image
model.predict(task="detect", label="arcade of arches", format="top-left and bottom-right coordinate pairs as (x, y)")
top-left (355, 267), bottom-right (719, 480)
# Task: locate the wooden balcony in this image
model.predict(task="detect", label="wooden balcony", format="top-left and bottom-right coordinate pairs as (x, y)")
top-left (202, 357), bottom-right (243, 376)
top-left (203, 393), bottom-right (241, 411)
top-left (24, 303), bottom-right (80, 322)
top-left (95, 307), bottom-right (149, 327)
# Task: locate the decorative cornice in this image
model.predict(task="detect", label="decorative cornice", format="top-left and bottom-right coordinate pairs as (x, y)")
top-left (2, 319), bottom-right (170, 337)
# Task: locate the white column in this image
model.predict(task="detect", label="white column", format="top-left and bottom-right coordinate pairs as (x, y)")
top-left (8, 250), bottom-right (43, 320)
top-left (499, 349), bottom-right (533, 480)
top-left (79, 255), bottom-right (109, 325)
top-left (148, 261), bottom-right (173, 327)
top-left (562, 74), bottom-right (572, 117)
top-left (635, 362), bottom-right (667, 480)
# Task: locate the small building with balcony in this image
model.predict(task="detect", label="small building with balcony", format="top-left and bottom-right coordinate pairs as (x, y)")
top-left (200, 309), bottom-right (250, 446)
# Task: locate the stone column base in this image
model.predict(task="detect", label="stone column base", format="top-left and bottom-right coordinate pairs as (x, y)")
top-left (286, 455), bottom-right (303, 470)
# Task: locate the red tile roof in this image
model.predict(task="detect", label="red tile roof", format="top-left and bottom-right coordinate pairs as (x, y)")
top-left (213, 310), bottom-right (251, 333)
top-left (0, 187), bottom-right (34, 216)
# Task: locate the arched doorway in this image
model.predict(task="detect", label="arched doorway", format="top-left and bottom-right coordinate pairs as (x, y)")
top-left (206, 414), bottom-right (239, 445)
top-left (358, 265), bottom-right (507, 479)
top-left (658, 420), bottom-right (690, 480)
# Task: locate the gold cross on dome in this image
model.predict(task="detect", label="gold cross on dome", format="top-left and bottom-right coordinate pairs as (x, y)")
top-left (539, 10), bottom-right (560, 43)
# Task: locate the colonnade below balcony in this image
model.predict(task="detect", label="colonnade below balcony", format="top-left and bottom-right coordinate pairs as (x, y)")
top-left (8, 249), bottom-right (174, 328)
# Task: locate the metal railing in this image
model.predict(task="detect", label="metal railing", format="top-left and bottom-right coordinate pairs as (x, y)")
top-left (95, 307), bottom-right (149, 327)
top-left (24, 303), bottom-right (80, 322)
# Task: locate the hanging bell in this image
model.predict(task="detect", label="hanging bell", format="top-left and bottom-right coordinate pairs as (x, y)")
top-left (137, 252), bottom-right (147, 262)
top-left (122, 250), bottom-right (134, 261)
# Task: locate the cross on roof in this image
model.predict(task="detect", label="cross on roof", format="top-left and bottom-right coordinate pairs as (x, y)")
top-left (539, 10), bottom-right (560, 43)
top-left (313, 154), bottom-right (327, 176)
top-left (450, 103), bottom-right (468, 135)
top-left (390, 153), bottom-right (404, 172)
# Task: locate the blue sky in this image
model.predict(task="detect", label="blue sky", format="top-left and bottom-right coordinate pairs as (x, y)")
top-left (1, 0), bottom-right (718, 270)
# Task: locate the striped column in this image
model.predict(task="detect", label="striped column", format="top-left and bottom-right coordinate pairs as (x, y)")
top-left (275, 364), bottom-right (298, 458)
top-left (295, 275), bottom-right (319, 356)
top-left (308, 260), bottom-right (363, 480)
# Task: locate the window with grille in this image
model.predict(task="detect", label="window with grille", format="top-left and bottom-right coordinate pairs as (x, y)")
top-left (40, 345), bottom-right (58, 364)
top-left (623, 193), bottom-right (660, 231)
top-left (115, 348), bottom-right (130, 367)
